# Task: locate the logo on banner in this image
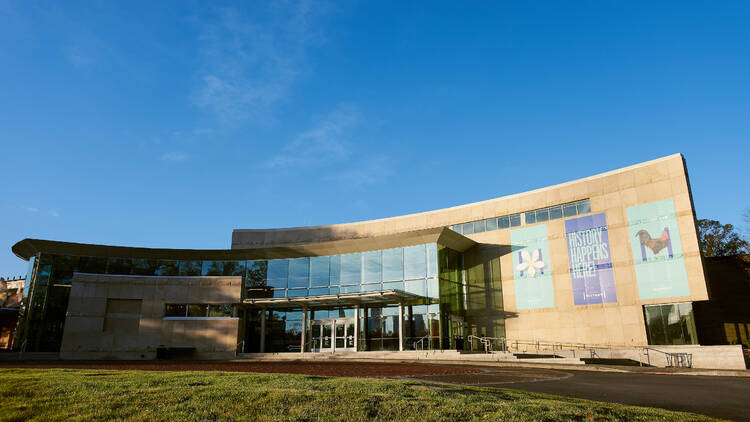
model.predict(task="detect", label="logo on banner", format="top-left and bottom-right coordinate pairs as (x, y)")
top-left (516, 249), bottom-right (546, 278)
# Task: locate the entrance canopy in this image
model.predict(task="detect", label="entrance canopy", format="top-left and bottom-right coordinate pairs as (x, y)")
top-left (242, 290), bottom-right (426, 309)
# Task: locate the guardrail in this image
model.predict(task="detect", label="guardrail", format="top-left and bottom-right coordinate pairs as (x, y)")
top-left (642, 347), bottom-right (693, 368)
top-left (413, 334), bottom-right (432, 351)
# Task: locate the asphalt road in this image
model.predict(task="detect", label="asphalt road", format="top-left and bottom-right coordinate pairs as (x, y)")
top-left (504, 370), bottom-right (750, 421)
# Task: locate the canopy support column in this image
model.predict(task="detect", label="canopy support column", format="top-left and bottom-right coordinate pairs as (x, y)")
top-left (260, 307), bottom-right (266, 353)
top-left (398, 302), bottom-right (404, 351)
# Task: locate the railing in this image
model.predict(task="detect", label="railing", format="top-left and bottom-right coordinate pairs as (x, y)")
top-left (467, 336), bottom-right (507, 353)
top-left (642, 348), bottom-right (693, 368)
top-left (305, 338), bottom-right (320, 353)
top-left (413, 334), bottom-right (432, 351)
top-left (505, 339), bottom-right (615, 358)
top-left (236, 340), bottom-right (245, 355)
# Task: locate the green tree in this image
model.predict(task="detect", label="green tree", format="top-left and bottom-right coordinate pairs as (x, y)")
top-left (696, 219), bottom-right (750, 257)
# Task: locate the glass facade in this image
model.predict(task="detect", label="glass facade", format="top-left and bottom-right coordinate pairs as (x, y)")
top-left (643, 303), bottom-right (698, 345)
top-left (17, 242), bottom-right (465, 352)
top-left (451, 199), bottom-right (591, 234)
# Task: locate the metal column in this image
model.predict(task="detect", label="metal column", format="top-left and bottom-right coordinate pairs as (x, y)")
top-left (259, 308), bottom-right (266, 353)
top-left (354, 305), bottom-right (359, 352)
top-left (300, 308), bottom-right (307, 354)
top-left (398, 302), bottom-right (404, 351)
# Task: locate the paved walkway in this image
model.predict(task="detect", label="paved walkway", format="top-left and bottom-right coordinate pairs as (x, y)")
top-left (407, 367), bottom-right (750, 421)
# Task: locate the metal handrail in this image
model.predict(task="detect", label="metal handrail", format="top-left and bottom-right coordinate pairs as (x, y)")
top-left (413, 334), bottom-right (431, 351)
top-left (236, 340), bottom-right (245, 355)
top-left (642, 347), bottom-right (693, 368)
top-left (305, 338), bottom-right (320, 353)
top-left (467, 335), bottom-right (507, 353)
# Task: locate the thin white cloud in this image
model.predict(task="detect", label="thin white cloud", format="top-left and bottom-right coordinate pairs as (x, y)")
top-left (160, 152), bottom-right (189, 161)
top-left (26, 207), bottom-right (38, 213)
top-left (328, 155), bottom-right (393, 189)
top-left (191, 2), bottom-right (330, 123)
top-left (49, 210), bottom-right (60, 217)
top-left (264, 105), bottom-right (360, 168)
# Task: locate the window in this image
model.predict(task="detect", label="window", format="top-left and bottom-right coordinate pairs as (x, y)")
top-left (165, 304), bottom-right (187, 317)
top-left (363, 251), bottom-right (382, 283)
top-left (178, 260), bottom-right (202, 276)
top-left (208, 304), bottom-right (233, 317)
top-left (498, 216), bottom-right (510, 229)
top-left (462, 222), bottom-right (474, 235)
top-left (510, 214), bottom-right (521, 227)
top-left (644, 303), bottom-right (697, 345)
top-left (563, 203), bottom-right (578, 217)
top-left (486, 218), bottom-right (498, 231)
top-left (165, 304), bottom-right (235, 319)
top-left (536, 208), bottom-right (549, 223)
top-left (525, 211), bottom-right (536, 225)
top-left (382, 248), bottom-right (404, 281)
top-left (404, 245), bottom-right (426, 280)
top-left (473, 220), bottom-right (486, 233)
top-left (288, 258), bottom-right (309, 288)
top-left (188, 304), bottom-right (208, 317)
top-left (267, 260), bottom-right (288, 289)
top-left (310, 257), bottom-right (330, 287)
top-left (549, 205), bottom-right (563, 220)
top-left (340, 253), bottom-right (361, 284)
top-left (577, 199), bottom-right (591, 214)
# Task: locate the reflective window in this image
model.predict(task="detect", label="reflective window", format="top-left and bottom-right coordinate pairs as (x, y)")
top-left (473, 220), bottom-right (486, 233)
top-left (452, 224), bottom-right (463, 234)
top-left (427, 243), bottom-right (438, 278)
top-left (549, 205), bottom-right (563, 220)
top-left (525, 211), bottom-right (536, 225)
top-left (577, 199), bottom-right (591, 214)
top-left (288, 258), bottom-right (309, 288)
top-left (287, 288), bottom-right (308, 297)
top-left (382, 248), bottom-right (403, 281)
top-left (132, 259), bottom-right (159, 276)
top-left (363, 251), bottom-right (382, 283)
top-left (310, 257), bottom-right (330, 287)
top-left (563, 203), bottom-right (578, 217)
top-left (156, 260), bottom-right (179, 276)
top-left (208, 304), bottom-right (233, 317)
top-left (644, 303), bottom-right (697, 345)
top-left (510, 214), bottom-right (521, 227)
top-left (106, 258), bottom-right (132, 275)
top-left (329, 255), bottom-right (340, 285)
top-left (486, 218), bottom-right (498, 231)
top-left (498, 216), bottom-right (510, 229)
top-left (383, 281), bottom-right (404, 291)
top-left (404, 245), bottom-right (426, 280)
top-left (340, 253), bottom-right (361, 285)
top-left (165, 304), bottom-right (186, 317)
top-left (78, 256), bottom-right (107, 274)
top-left (246, 260), bottom-right (268, 288)
top-left (178, 261), bottom-right (202, 276)
top-left (267, 260), bottom-right (288, 289)
top-left (462, 222), bottom-right (474, 235)
top-left (187, 304), bottom-right (208, 317)
top-left (536, 208), bottom-right (549, 223)
top-left (309, 287), bottom-right (329, 296)
top-left (404, 279), bottom-right (426, 296)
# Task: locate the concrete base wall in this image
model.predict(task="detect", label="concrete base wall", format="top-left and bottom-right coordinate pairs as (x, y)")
top-left (60, 274), bottom-right (242, 360)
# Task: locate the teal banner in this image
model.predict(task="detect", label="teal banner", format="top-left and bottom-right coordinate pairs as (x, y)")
top-left (626, 199), bottom-right (690, 300)
top-left (512, 224), bottom-right (555, 310)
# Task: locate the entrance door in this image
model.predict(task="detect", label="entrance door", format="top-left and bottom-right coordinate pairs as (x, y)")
top-left (310, 319), bottom-right (355, 352)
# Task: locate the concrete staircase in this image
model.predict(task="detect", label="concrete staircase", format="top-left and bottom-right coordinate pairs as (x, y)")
top-left (234, 350), bottom-right (585, 365)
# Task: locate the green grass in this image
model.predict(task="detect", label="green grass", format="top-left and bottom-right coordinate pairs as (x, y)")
top-left (0, 369), bottom-right (720, 421)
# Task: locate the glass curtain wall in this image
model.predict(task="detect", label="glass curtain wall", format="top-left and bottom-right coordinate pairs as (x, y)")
top-left (16, 242), bottom-right (464, 352)
top-left (644, 303), bottom-right (698, 345)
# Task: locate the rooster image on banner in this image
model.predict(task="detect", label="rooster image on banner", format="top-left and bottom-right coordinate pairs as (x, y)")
top-left (635, 228), bottom-right (674, 261)
top-left (626, 199), bottom-right (690, 300)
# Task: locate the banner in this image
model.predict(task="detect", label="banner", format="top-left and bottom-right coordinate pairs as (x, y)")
top-left (626, 199), bottom-right (690, 300)
top-left (565, 213), bottom-right (617, 305)
top-left (511, 224), bottom-right (554, 310)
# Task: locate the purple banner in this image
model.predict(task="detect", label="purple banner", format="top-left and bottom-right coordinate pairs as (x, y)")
top-left (565, 213), bottom-right (617, 305)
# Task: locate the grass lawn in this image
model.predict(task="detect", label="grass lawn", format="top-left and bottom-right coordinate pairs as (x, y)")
top-left (0, 369), bottom-right (720, 421)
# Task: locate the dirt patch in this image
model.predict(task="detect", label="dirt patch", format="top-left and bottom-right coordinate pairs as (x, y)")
top-left (0, 360), bottom-right (481, 377)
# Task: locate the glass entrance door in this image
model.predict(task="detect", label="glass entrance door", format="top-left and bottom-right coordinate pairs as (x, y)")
top-left (310, 318), bottom-right (355, 352)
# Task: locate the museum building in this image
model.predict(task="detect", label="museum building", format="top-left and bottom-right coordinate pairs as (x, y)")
top-left (11, 154), bottom-right (719, 360)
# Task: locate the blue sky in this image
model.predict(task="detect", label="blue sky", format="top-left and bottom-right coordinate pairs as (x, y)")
top-left (1, 1), bottom-right (749, 276)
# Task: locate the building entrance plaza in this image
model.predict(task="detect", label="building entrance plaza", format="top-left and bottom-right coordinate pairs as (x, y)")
top-left (7, 154), bottom-right (750, 370)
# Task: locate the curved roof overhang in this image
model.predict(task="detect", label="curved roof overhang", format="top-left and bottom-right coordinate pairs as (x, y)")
top-left (11, 227), bottom-right (475, 262)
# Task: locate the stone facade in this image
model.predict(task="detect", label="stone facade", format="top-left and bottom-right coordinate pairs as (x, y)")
top-left (232, 154), bottom-right (707, 347)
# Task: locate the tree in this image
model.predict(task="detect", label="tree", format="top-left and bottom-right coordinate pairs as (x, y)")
top-left (696, 219), bottom-right (750, 257)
